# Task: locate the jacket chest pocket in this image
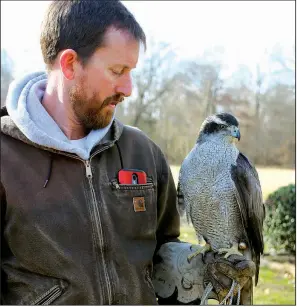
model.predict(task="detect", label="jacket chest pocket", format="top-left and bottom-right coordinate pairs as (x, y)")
top-left (108, 179), bottom-right (157, 238)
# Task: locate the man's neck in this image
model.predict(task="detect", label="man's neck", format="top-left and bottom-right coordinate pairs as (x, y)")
top-left (42, 79), bottom-right (87, 140)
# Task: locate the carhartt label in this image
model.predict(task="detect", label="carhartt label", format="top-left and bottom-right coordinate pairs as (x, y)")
top-left (133, 197), bottom-right (146, 212)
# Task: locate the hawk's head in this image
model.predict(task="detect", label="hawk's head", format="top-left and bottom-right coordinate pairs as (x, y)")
top-left (197, 112), bottom-right (241, 144)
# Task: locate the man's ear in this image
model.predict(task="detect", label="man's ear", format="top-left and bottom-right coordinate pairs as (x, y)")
top-left (59, 49), bottom-right (79, 80)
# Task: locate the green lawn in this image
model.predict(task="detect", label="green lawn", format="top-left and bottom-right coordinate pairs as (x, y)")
top-left (180, 225), bottom-right (296, 305)
top-left (254, 266), bottom-right (295, 305)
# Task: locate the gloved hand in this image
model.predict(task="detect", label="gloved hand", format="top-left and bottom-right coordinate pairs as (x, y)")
top-left (203, 252), bottom-right (255, 304)
top-left (152, 242), bottom-right (255, 305)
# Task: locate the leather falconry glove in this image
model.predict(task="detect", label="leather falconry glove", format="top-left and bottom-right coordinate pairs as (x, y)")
top-left (152, 242), bottom-right (256, 305)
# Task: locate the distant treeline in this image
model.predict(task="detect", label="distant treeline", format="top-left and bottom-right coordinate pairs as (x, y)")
top-left (1, 43), bottom-right (295, 168)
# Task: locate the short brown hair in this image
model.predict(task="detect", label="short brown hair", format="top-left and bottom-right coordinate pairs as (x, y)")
top-left (40, 0), bottom-right (146, 69)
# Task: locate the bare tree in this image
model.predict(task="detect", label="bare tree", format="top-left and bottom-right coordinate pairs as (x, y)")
top-left (116, 44), bottom-right (295, 168)
top-left (250, 64), bottom-right (265, 163)
top-left (255, 64), bottom-right (265, 121)
top-left (181, 60), bottom-right (223, 118)
top-left (270, 45), bottom-right (295, 75)
top-left (260, 83), bottom-right (295, 167)
top-left (124, 40), bottom-right (177, 131)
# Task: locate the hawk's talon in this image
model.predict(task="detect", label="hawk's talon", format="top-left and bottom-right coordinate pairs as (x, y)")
top-left (217, 243), bottom-right (242, 259)
top-left (187, 243), bottom-right (211, 262)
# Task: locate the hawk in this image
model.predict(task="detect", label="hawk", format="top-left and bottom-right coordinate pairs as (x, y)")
top-left (177, 112), bottom-right (265, 304)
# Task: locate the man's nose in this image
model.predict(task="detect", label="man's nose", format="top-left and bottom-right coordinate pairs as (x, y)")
top-left (116, 74), bottom-right (132, 97)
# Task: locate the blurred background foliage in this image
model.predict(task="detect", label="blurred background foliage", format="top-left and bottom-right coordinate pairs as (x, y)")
top-left (112, 41), bottom-right (295, 168)
top-left (2, 40), bottom-right (295, 168)
top-left (264, 184), bottom-right (295, 255)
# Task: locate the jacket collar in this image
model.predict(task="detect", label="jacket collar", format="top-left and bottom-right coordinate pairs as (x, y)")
top-left (1, 106), bottom-right (124, 158)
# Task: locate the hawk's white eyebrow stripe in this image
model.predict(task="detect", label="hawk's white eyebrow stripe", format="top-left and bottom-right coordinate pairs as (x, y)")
top-left (204, 115), bottom-right (227, 125)
top-left (199, 115), bottom-right (229, 133)
top-left (210, 116), bottom-right (227, 125)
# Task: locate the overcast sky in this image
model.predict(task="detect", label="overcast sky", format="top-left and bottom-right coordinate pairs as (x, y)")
top-left (1, 1), bottom-right (295, 79)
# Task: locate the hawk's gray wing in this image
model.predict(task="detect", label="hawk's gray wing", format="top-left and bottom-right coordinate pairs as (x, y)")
top-left (177, 180), bottom-right (185, 216)
top-left (177, 174), bottom-right (192, 225)
top-left (231, 152), bottom-right (265, 285)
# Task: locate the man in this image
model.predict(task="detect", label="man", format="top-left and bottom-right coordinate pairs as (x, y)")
top-left (1, 1), bottom-right (255, 305)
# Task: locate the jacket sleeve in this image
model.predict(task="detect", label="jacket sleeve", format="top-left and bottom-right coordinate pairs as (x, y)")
top-left (1, 181), bottom-right (8, 304)
top-left (153, 152), bottom-right (207, 304)
top-left (155, 150), bottom-right (180, 250)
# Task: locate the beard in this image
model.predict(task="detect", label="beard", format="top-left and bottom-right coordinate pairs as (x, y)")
top-left (69, 81), bottom-right (124, 131)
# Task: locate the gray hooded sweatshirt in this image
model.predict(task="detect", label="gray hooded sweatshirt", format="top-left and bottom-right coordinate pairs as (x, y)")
top-left (5, 71), bottom-right (115, 160)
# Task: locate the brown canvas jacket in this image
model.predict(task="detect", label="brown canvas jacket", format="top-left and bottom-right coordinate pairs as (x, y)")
top-left (0, 108), bottom-right (180, 305)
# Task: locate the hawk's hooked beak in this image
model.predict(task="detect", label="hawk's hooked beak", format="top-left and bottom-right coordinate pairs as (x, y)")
top-left (231, 127), bottom-right (241, 141)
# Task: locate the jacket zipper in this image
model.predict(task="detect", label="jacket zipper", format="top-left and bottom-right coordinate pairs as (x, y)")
top-left (32, 285), bottom-right (62, 305)
top-left (145, 269), bottom-right (155, 291)
top-left (59, 145), bottom-right (113, 304)
top-left (84, 158), bottom-right (112, 304)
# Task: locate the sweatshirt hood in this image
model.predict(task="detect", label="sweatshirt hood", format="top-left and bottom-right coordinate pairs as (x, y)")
top-left (3, 71), bottom-right (123, 160)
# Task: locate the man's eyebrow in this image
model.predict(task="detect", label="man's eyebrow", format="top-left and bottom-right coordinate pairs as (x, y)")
top-left (112, 64), bottom-right (136, 69)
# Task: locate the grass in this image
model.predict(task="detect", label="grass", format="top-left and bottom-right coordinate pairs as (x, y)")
top-left (254, 266), bottom-right (295, 305)
top-left (170, 165), bottom-right (295, 201)
top-left (179, 225), bottom-right (296, 305)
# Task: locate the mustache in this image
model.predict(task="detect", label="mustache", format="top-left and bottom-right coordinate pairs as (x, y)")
top-left (102, 94), bottom-right (124, 108)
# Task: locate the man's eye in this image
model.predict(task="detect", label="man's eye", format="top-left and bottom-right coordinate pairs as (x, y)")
top-left (111, 70), bottom-right (123, 76)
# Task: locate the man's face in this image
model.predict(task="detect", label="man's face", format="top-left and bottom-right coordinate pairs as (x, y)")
top-left (70, 27), bottom-right (140, 130)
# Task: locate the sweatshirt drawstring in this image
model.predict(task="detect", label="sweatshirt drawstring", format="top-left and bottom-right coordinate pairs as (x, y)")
top-left (43, 154), bottom-right (53, 188)
top-left (115, 141), bottom-right (124, 169)
top-left (43, 142), bottom-right (121, 188)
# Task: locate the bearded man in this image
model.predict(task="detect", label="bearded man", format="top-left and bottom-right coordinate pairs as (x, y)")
top-left (1, 1), bottom-right (255, 305)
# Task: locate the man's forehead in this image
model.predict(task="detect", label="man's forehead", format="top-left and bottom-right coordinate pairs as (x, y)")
top-left (94, 27), bottom-right (140, 68)
top-left (103, 27), bottom-right (137, 46)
